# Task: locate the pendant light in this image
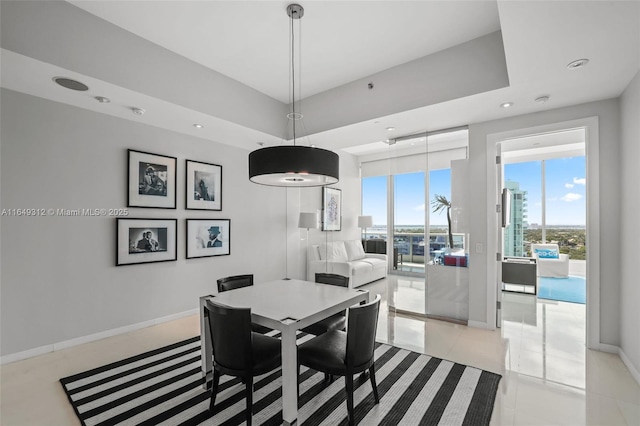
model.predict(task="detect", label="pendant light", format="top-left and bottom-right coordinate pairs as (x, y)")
top-left (249, 3), bottom-right (339, 187)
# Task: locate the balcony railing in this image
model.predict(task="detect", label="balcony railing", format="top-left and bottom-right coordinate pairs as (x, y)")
top-left (363, 231), bottom-right (465, 265)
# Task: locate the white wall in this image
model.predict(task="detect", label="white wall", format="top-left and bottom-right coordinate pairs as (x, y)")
top-left (619, 70), bottom-right (640, 376)
top-left (0, 89), bottom-right (292, 357)
top-left (0, 89), bottom-right (364, 359)
top-left (467, 98), bottom-right (621, 348)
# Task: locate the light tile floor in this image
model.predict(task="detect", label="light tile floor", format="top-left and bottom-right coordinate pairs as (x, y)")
top-left (364, 275), bottom-right (640, 426)
top-left (1, 275), bottom-right (639, 425)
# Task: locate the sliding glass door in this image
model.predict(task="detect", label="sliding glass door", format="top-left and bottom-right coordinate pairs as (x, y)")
top-left (393, 172), bottom-right (426, 275)
top-left (361, 175), bottom-right (387, 248)
top-left (361, 128), bottom-right (470, 322)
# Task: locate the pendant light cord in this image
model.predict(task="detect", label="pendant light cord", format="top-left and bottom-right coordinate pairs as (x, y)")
top-left (290, 12), bottom-right (297, 145)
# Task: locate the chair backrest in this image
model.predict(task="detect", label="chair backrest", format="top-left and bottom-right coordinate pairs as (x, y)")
top-left (217, 274), bottom-right (254, 293)
top-left (315, 273), bottom-right (349, 287)
top-left (205, 299), bottom-right (253, 375)
top-left (346, 294), bottom-right (381, 370)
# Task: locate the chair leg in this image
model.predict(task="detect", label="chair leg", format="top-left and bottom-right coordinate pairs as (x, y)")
top-left (245, 376), bottom-right (253, 426)
top-left (345, 374), bottom-right (354, 426)
top-left (209, 369), bottom-right (221, 412)
top-left (369, 365), bottom-right (379, 404)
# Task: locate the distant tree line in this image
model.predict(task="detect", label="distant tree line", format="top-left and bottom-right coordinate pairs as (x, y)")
top-left (389, 227), bottom-right (587, 260)
top-left (524, 228), bottom-right (586, 260)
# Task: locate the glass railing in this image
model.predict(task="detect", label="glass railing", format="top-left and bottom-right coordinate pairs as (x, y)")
top-left (363, 231), bottom-right (466, 265)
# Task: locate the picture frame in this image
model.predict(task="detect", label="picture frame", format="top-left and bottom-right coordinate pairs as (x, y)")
top-left (186, 219), bottom-right (231, 259)
top-left (322, 187), bottom-right (342, 231)
top-left (116, 218), bottom-right (177, 266)
top-left (185, 160), bottom-right (222, 210)
top-left (128, 149), bottom-right (177, 209)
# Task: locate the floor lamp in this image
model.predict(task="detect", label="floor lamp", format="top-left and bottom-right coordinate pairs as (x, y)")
top-left (358, 215), bottom-right (373, 252)
top-left (299, 212), bottom-right (319, 281)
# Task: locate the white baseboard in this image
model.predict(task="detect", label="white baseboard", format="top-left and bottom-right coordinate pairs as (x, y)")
top-left (594, 343), bottom-right (640, 387)
top-left (598, 343), bottom-right (620, 354)
top-left (1, 309), bottom-right (199, 365)
top-left (0, 343), bottom-right (55, 365)
top-left (467, 320), bottom-right (496, 330)
top-left (619, 347), bottom-right (640, 386)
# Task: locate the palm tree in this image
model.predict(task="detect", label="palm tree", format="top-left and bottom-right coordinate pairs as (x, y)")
top-left (431, 194), bottom-right (453, 248)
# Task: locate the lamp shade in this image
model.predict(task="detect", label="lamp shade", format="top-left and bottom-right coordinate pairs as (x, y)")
top-left (298, 212), bottom-right (318, 229)
top-left (358, 215), bottom-right (373, 228)
top-left (249, 146), bottom-right (339, 187)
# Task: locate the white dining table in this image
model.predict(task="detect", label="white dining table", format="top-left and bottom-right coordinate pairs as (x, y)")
top-left (199, 278), bottom-right (369, 426)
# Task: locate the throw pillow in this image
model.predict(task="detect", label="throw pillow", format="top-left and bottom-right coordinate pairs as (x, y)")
top-left (344, 240), bottom-right (366, 261)
top-left (534, 248), bottom-right (559, 259)
top-left (319, 241), bottom-right (349, 262)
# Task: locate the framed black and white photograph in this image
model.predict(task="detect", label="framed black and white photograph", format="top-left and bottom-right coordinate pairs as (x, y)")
top-left (322, 187), bottom-right (342, 231)
top-left (128, 149), bottom-right (177, 209)
top-left (186, 160), bottom-right (222, 210)
top-left (116, 218), bottom-right (177, 266)
top-left (186, 219), bottom-right (231, 258)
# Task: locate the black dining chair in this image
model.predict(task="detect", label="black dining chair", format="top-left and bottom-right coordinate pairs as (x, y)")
top-left (300, 273), bottom-right (349, 336)
top-left (217, 274), bottom-right (271, 334)
top-left (205, 299), bottom-right (281, 426)
top-left (297, 294), bottom-right (381, 426)
top-left (217, 274), bottom-right (254, 293)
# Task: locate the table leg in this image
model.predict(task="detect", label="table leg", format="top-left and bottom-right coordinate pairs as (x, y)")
top-left (281, 326), bottom-right (298, 426)
top-left (199, 296), bottom-right (213, 389)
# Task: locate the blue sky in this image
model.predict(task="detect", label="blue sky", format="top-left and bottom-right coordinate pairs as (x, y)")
top-left (362, 155), bottom-right (586, 227)
top-left (362, 169), bottom-right (452, 226)
top-left (505, 156), bottom-right (586, 226)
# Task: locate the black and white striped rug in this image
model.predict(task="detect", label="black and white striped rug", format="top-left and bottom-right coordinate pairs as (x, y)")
top-left (60, 335), bottom-right (501, 425)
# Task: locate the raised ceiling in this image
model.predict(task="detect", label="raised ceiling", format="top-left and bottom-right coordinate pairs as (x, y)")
top-left (1, 1), bottom-right (638, 154)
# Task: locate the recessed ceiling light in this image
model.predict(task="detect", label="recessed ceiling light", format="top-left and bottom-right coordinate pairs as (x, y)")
top-left (535, 95), bottom-right (550, 103)
top-left (567, 58), bottom-right (589, 69)
top-left (131, 107), bottom-right (145, 116)
top-left (53, 77), bottom-right (89, 91)
top-left (500, 102), bottom-right (514, 108)
top-left (386, 127), bottom-right (395, 131)
top-left (94, 96), bottom-right (110, 103)
top-left (193, 124), bottom-right (204, 129)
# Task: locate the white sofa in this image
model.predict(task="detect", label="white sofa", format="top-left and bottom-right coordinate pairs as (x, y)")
top-left (531, 243), bottom-right (569, 278)
top-left (307, 240), bottom-right (387, 288)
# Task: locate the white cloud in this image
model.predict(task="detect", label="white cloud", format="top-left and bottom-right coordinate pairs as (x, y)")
top-left (561, 193), bottom-right (583, 202)
top-left (565, 183), bottom-right (574, 188)
top-left (415, 203), bottom-right (425, 211)
top-left (573, 177), bottom-right (586, 185)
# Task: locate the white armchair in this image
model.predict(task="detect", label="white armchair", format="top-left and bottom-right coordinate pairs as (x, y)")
top-left (531, 243), bottom-right (569, 278)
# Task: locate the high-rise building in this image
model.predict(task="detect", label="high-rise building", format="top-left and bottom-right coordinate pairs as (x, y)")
top-left (503, 180), bottom-right (528, 257)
